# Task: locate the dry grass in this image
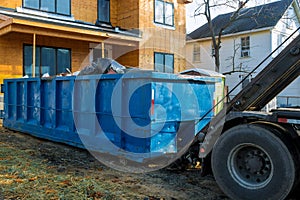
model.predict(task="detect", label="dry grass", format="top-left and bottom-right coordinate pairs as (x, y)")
top-left (0, 128), bottom-right (145, 200)
top-left (0, 127), bottom-right (227, 200)
top-left (0, 141), bottom-right (136, 199)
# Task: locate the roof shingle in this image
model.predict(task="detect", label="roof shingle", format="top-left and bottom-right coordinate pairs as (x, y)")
top-left (187, 0), bottom-right (293, 40)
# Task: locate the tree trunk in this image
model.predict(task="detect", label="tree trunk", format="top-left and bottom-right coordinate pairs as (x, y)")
top-left (214, 47), bottom-right (220, 72)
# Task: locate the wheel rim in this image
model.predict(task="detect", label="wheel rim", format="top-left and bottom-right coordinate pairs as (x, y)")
top-left (228, 143), bottom-right (274, 189)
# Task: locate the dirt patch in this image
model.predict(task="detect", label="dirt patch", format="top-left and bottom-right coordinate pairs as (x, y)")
top-left (0, 127), bottom-right (228, 200)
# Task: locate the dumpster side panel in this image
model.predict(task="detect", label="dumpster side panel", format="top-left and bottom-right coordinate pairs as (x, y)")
top-left (95, 78), bottom-right (122, 148)
top-left (120, 79), bottom-right (152, 153)
top-left (6, 81), bottom-right (17, 120)
top-left (192, 81), bottom-right (215, 133)
top-left (56, 79), bottom-right (74, 131)
top-left (41, 79), bottom-right (55, 128)
top-left (27, 80), bottom-right (40, 125)
top-left (16, 81), bottom-right (25, 122)
top-left (4, 77), bottom-right (83, 148)
top-left (3, 73), bottom-right (223, 159)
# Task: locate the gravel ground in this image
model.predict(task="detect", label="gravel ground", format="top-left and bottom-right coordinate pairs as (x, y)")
top-left (0, 126), bottom-right (229, 200)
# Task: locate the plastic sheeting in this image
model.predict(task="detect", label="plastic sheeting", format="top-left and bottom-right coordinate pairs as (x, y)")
top-left (79, 58), bottom-right (126, 75)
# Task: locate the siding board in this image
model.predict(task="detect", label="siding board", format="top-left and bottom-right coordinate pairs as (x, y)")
top-left (0, 0), bottom-right (187, 81)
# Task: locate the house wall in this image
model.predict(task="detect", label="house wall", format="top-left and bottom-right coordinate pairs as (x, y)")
top-left (0, 0), bottom-right (187, 80)
top-left (0, 0), bottom-right (148, 31)
top-left (0, 33), bottom-right (23, 83)
top-left (188, 26), bottom-right (299, 107)
top-left (138, 0), bottom-right (187, 72)
top-left (101, 0), bottom-right (188, 72)
top-left (186, 1), bottom-right (300, 107)
top-left (0, 0), bottom-right (120, 27)
top-left (0, 0), bottom-right (21, 9)
top-left (113, 48), bottom-right (139, 67)
top-left (272, 5), bottom-right (300, 57)
top-left (0, 32), bottom-right (90, 83)
top-left (35, 35), bottom-right (90, 71)
top-left (110, 0), bottom-right (139, 29)
top-left (271, 5), bottom-right (300, 106)
top-left (224, 31), bottom-right (272, 96)
top-left (187, 30), bottom-right (272, 96)
top-left (186, 40), bottom-right (216, 71)
top-left (229, 31), bottom-right (271, 96)
top-left (0, 0), bottom-right (98, 24)
top-left (72, 0), bottom-right (97, 24)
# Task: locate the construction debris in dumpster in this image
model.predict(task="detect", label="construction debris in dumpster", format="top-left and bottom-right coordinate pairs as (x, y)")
top-left (78, 58), bottom-right (126, 75)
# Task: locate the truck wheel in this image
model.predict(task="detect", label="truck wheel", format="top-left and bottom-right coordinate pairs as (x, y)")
top-left (212, 124), bottom-right (296, 200)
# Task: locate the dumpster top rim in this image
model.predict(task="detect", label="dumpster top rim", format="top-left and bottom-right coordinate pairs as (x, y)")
top-left (3, 71), bottom-right (223, 83)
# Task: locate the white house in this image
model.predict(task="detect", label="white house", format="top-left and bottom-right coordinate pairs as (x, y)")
top-left (186, 0), bottom-right (300, 108)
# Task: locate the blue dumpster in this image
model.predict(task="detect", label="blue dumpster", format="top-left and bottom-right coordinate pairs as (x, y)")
top-left (3, 71), bottom-right (223, 160)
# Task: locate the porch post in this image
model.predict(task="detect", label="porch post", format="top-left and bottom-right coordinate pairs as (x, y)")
top-left (32, 33), bottom-right (36, 77)
top-left (101, 42), bottom-right (105, 58)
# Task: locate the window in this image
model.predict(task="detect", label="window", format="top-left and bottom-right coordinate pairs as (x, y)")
top-left (193, 43), bottom-right (200, 62)
top-left (23, 0), bottom-right (71, 15)
top-left (98, 0), bottom-right (110, 23)
top-left (154, 52), bottom-right (174, 73)
top-left (23, 45), bottom-right (71, 77)
top-left (154, 0), bottom-right (174, 27)
top-left (241, 36), bottom-right (250, 58)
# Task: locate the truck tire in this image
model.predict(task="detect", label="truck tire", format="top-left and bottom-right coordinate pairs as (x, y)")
top-left (212, 124), bottom-right (296, 200)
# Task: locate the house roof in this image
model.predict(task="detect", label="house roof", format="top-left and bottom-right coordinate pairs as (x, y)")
top-left (187, 0), bottom-right (294, 40)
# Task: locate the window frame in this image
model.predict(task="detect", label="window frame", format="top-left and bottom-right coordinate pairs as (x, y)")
top-left (97, 0), bottom-right (111, 24)
top-left (154, 52), bottom-right (174, 73)
top-left (241, 36), bottom-right (250, 58)
top-left (23, 44), bottom-right (71, 77)
top-left (193, 43), bottom-right (201, 63)
top-left (22, 0), bottom-right (71, 16)
top-left (154, 0), bottom-right (174, 27)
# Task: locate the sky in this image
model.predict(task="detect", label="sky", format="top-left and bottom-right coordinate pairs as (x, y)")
top-left (186, 0), bottom-right (279, 33)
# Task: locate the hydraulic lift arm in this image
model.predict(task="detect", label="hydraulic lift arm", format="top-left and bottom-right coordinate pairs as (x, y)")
top-left (230, 34), bottom-right (300, 111)
top-left (199, 32), bottom-right (300, 157)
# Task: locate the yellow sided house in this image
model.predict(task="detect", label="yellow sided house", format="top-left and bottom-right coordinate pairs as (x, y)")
top-left (0, 0), bottom-right (190, 83)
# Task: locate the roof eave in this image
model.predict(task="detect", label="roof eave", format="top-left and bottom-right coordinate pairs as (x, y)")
top-left (0, 14), bottom-right (13, 36)
top-left (0, 9), bottom-right (141, 42)
top-left (186, 26), bottom-right (273, 43)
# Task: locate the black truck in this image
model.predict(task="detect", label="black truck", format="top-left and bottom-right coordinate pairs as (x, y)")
top-left (193, 30), bottom-right (300, 199)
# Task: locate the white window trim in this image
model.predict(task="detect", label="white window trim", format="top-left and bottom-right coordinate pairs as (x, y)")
top-left (154, 0), bottom-right (175, 28)
top-left (241, 36), bottom-right (250, 58)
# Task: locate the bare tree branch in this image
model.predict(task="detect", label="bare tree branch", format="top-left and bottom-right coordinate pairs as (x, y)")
top-left (193, 0), bottom-right (251, 72)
